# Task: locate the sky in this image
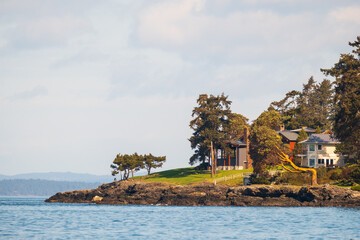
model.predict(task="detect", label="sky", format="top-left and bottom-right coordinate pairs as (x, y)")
top-left (1, 0), bottom-right (360, 176)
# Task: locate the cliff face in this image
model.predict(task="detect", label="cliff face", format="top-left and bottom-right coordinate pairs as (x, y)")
top-left (45, 181), bottom-right (360, 207)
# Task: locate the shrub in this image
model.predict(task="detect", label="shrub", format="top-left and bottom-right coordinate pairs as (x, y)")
top-left (349, 166), bottom-right (360, 183)
top-left (351, 185), bottom-right (360, 191)
top-left (195, 162), bottom-right (210, 170)
top-left (316, 167), bottom-right (327, 179)
top-left (329, 168), bottom-right (342, 180)
top-left (249, 174), bottom-right (270, 185)
top-left (340, 165), bottom-right (360, 183)
top-left (275, 172), bottom-right (311, 186)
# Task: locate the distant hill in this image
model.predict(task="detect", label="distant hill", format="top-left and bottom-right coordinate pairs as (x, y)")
top-left (0, 172), bottom-right (115, 183)
top-left (0, 179), bottom-right (102, 196)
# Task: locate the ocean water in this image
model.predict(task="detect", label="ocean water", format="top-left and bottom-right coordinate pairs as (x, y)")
top-left (0, 197), bottom-right (359, 239)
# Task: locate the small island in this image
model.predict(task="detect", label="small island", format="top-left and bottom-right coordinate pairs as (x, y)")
top-left (46, 37), bottom-right (360, 207)
top-left (45, 167), bottom-right (360, 207)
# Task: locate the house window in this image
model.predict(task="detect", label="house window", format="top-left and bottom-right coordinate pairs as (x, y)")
top-left (309, 144), bottom-right (315, 152)
top-left (318, 145), bottom-right (322, 150)
top-left (318, 159), bottom-right (324, 164)
top-left (309, 159), bottom-right (315, 166)
top-left (330, 159), bottom-right (334, 165)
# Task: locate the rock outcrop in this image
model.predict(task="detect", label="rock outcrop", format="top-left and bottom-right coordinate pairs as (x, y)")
top-left (45, 180), bottom-right (360, 207)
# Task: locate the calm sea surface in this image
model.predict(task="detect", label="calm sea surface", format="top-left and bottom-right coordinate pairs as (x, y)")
top-left (0, 197), bottom-right (359, 239)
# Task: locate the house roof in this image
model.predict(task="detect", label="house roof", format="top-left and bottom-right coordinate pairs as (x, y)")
top-left (278, 130), bottom-right (299, 141)
top-left (299, 134), bottom-right (340, 144)
top-left (291, 127), bottom-right (316, 133)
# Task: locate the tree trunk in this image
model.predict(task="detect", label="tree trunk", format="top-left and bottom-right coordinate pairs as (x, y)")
top-left (311, 171), bottom-right (317, 186)
top-left (214, 148), bottom-right (217, 175)
top-left (211, 141), bottom-right (215, 178)
top-left (131, 169), bottom-right (134, 178)
top-left (147, 167), bottom-right (151, 175)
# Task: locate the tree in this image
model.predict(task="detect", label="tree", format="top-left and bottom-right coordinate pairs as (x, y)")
top-left (321, 36), bottom-right (360, 161)
top-left (225, 113), bottom-right (249, 140)
top-left (144, 154), bottom-right (166, 175)
top-left (270, 77), bottom-right (334, 130)
top-left (249, 110), bottom-right (282, 175)
top-left (111, 153), bottom-right (144, 180)
top-left (253, 110), bottom-right (282, 129)
top-left (189, 93), bottom-right (232, 177)
top-left (315, 79), bottom-right (334, 129)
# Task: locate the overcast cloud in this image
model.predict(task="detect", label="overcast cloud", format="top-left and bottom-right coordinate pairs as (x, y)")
top-left (1, 0), bottom-right (360, 175)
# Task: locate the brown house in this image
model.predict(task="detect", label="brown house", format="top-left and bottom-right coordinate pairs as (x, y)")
top-left (216, 128), bottom-right (252, 170)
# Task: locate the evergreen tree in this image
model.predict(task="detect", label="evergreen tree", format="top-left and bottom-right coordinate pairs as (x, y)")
top-left (189, 94), bottom-right (232, 166)
top-left (143, 154), bottom-right (166, 175)
top-left (270, 77), bottom-right (334, 129)
top-left (111, 153), bottom-right (145, 180)
top-left (321, 36), bottom-right (360, 161)
top-left (315, 79), bottom-right (334, 129)
top-left (225, 113), bottom-right (249, 140)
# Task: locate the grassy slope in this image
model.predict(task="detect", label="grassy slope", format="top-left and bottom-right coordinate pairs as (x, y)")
top-left (133, 167), bottom-right (253, 185)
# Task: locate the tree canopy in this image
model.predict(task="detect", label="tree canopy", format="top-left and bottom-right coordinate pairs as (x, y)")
top-left (189, 93), bottom-right (232, 166)
top-left (111, 153), bottom-right (166, 180)
top-left (321, 36), bottom-right (360, 161)
top-left (225, 113), bottom-right (249, 140)
top-left (249, 110), bottom-right (282, 175)
top-left (143, 154), bottom-right (166, 175)
top-left (270, 77), bottom-right (334, 130)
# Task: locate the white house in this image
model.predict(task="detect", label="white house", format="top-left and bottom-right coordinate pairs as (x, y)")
top-left (299, 134), bottom-right (345, 168)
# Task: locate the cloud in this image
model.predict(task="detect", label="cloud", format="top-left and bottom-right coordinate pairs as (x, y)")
top-left (137, 1), bottom-right (328, 58)
top-left (7, 15), bottom-right (91, 49)
top-left (7, 85), bottom-right (48, 101)
top-left (329, 6), bottom-right (360, 24)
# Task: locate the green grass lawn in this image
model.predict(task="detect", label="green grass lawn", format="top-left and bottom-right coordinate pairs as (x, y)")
top-left (133, 167), bottom-right (253, 185)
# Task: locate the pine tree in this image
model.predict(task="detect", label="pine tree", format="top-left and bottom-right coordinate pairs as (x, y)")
top-left (189, 94), bottom-right (232, 171)
top-left (269, 77), bottom-right (334, 129)
top-left (321, 36), bottom-right (360, 161)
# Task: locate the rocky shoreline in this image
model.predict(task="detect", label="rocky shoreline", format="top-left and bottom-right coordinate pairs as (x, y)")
top-left (45, 180), bottom-right (360, 207)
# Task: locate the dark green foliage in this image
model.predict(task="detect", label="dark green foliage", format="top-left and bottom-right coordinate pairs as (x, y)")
top-left (329, 168), bottom-right (342, 180)
top-left (111, 153), bottom-right (166, 180)
top-left (253, 110), bottom-right (281, 129)
top-left (189, 93), bottom-right (232, 165)
top-left (194, 162), bottom-right (210, 170)
top-left (143, 154), bottom-right (166, 175)
top-left (270, 77), bottom-right (334, 130)
top-left (249, 110), bottom-right (282, 175)
top-left (249, 174), bottom-right (271, 185)
top-left (321, 36), bottom-right (360, 160)
top-left (226, 113), bottom-right (249, 140)
top-left (316, 166), bottom-right (328, 179)
top-left (275, 172), bottom-right (311, 186)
